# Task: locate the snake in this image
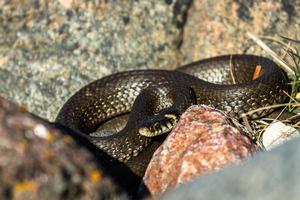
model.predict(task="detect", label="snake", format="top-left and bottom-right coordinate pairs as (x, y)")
top-left (55, 54), bottom-right (288, 178)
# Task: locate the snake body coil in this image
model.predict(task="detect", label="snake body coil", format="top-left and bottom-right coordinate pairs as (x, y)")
top-left (56, 55), bottom-right (288, 177)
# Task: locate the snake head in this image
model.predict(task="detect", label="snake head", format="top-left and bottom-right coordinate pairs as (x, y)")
top-left (138, 113), bottom-right (178, 137)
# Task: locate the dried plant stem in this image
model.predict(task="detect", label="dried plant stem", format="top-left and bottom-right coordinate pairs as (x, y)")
top-left (241, 102), bottom-right (300, 117)
top-left (229, 54), bottom-right (236, 84)
top-left (241, 115), bottom-right (254, 138)
top-left (259, 36), bottom-right (298, 54)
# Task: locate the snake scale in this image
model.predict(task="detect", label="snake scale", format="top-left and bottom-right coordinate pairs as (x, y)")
top-left (56, 54), bottom-right (288, 177)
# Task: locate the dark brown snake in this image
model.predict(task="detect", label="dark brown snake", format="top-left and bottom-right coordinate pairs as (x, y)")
top-left (55, 54), bottom-right (288, 178)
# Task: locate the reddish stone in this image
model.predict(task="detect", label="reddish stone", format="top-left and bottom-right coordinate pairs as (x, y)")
top-left (142, 105), bottom-right (257, 196)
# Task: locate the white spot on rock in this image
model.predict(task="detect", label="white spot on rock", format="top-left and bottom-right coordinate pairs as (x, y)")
top-left (33, 124), bottom-right (50, 139)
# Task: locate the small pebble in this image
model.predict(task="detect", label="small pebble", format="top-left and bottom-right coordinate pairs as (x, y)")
top-left (262, 121), bottom-right (300, 150)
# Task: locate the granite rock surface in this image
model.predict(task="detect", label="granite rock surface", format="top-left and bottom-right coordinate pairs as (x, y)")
top-left (0, 0), bottom-right (192, 121)
top-left (181, 0), bottom-right (300, 64)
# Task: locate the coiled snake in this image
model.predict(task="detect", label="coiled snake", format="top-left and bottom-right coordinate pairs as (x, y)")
top-left (56, 54), bottom-right (288, 177)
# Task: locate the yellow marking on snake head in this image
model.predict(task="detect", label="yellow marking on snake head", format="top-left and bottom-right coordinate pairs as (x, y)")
top-left (164, 114), bottom-right (178, 124)
top-left (164, 114), bottom-right (176, 119)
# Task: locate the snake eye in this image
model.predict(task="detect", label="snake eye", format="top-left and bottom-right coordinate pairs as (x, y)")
top-left (153, 122), bottom-right (160, 131)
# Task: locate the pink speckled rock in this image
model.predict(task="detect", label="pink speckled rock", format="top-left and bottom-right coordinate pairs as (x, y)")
top-left (142, 105), bottom-right (257, 196)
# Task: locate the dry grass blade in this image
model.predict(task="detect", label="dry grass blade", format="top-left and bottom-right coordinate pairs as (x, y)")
top-left (283, 90), bottom-right (299, 111)
top-left (241, 103), bottom-right (300, 117)
top-left (280, 35), bottom-right (300, 44)
top-left (229, 54), bottom-right (236, 84)
top-left (259, 36), bottom-right (298, 54)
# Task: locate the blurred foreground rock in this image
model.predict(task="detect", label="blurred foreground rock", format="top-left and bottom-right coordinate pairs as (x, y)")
top-left (141, 105), bottom-right (257, 197)
top-left (0, 96), bottom-right (126, 200)
top-left (162, 136), bottom-right (300, 200)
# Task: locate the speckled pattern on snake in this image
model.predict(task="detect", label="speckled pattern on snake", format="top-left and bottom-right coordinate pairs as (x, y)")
top-left (55, 54), bottom-right (288, 177)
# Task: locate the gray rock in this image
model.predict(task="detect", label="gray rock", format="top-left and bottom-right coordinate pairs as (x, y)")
top-left (162, 137), bottom-right (300, 200)
top-left (0, 0), bottom-right (192, 121)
